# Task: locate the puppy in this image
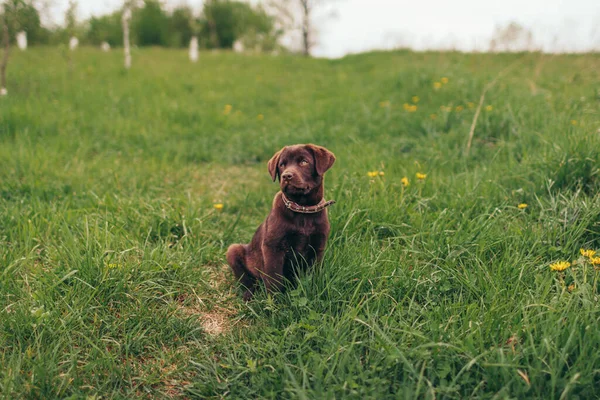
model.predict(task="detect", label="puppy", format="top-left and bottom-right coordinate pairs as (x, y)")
top-left (226, 144), bottom-right (336, 300)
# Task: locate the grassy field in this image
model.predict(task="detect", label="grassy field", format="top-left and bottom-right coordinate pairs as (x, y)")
top-left (1, 47), bottom-right (600, 399)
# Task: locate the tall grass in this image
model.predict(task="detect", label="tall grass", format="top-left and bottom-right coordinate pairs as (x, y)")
top-left (1, 48), bottom-right (599, 398)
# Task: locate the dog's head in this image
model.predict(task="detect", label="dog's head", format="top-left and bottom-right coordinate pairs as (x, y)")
top-left (267, 144), bottom-right (335, 196)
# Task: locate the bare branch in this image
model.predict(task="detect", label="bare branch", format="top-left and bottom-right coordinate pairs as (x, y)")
top-left (1, 9), bottom-right (9, 96)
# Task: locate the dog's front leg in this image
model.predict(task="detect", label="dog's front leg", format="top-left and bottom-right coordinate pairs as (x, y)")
top-left (260, 243), bottom-right (286, 294)
top-left (310, 232), bottom-right (329, 264)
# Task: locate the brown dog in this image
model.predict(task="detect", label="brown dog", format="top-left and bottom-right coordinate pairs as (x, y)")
top-left (226, 144), bottom-right (336, 300)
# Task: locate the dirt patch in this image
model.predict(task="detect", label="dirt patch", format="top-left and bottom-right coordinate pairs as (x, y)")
top-left (199, 307), bottom-right (236, 336)
top-left (178, 263), bottom-right (244, 337)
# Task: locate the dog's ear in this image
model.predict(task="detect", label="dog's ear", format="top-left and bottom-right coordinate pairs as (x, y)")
top-left (267, 147), bottom-right (284, 182)
top-left (306, 144), bottom-right (335, 176)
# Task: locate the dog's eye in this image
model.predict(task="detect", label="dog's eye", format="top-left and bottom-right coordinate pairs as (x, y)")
top-left (279, 162), bottom-right (286, 167)
top-left (299, 160), bottom-right (309, 166)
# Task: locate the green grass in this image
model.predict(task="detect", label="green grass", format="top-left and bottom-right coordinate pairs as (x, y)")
top-left (1, 47), bottom-right (600, 399)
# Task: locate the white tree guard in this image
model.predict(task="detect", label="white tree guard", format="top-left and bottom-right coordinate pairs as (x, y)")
top-left (233, 40), bottom-right (244, 53)
top-left (69, 37), bottom-right (79, 50)
top-left (101, 41), bottom-right (111, 52)
top-left (17, 31), bottom-right (27, 50)
top-left (189, 36), bottom-right (199, 62)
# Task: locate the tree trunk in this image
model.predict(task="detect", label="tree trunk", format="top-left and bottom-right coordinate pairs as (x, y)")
top-left (1, 14), bottom-right (9, 96)
top-left (300, 0), bottom-right (311, 56)
top-left (207, 10), bottom-right (218, 48)
top-left (122, 7), bottom-right (131, 69)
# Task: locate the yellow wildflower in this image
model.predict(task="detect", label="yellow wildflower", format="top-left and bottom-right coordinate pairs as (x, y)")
top-left (590, 257), bottom-right (600, 266)
top-left (485, 105), bottom-right (493, 111)
top-left (378, 171), bottom-right (385, 176)
top-left (467, 102), bottom-right (475, 109)
top-left (367, 171), bottom-right (379, 178)
top-left (441, 77), bottom-right (449, 84)
top-left (223, 104), bottom-right (232, 115)
top-left (408, 105), bottom-right (417, 112)
top-left (549, 261), bottom-right (571, 272)
top-left (213, 203), bottom-right (224, 211)
top-left (401, 177), bottom-right (409, 187)
top-left (416, 172), bottom-right (427, 180)
top-left (412, 96), bottom-right (420, 103)
top-left (403, 103), bottom-right (411, 111)
top-left (580, 248), bottom-right (596, 258)
top-left (570, 120), bottom-right (578, 126)
top-left (430, 114), bottom-right (437, 120)
top-left (379, 100), bottom-right (390, 108)
top-left (518, 203), bottom-right (528, 209)
top-left (455, 105), bottom-right (464, 112)
top-left (433, 82), bottom-right (442, 89)
top-left (257, 114), bottom-right (264, 121)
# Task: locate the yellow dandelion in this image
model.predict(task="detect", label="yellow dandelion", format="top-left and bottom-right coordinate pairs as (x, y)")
top-left (378, 171), bottom-right (385, 176)
top-left (257, 114), bottom-right (264, 121)
top-left (430, 114), bottom-right (437, 120)
top-left (455, 105), bottom-right (464, 112)
top-left (416, 172), bottom-right (427, 180)
top-left (213, 203), bottom-right (224, 211)
top-left (549, 261), bottom-right (571, 272)
top-left (580, 248), bottom-right (596, 258)
top-left (408, 105), bottom-right (417, 112)
top-left (223, 104), bottom-right (232, 115)
top-left (367, 171), bottom-right (378, 178)
top-left (441, 77), bottom-right (449, 84)
top-left (518, 203), bottom-right (528, 209)
top-left (590, 257), bottom-right (600, 266)
top-left (412, 96), bottom-right (420, 103)
top-left (570, 120), bottom-right (578, 126)
top-left (485, 105), bottom-right (493, 112)
top-left (379, 100), bottom-right (390, 108)
top-left (403, 103), bottom-right (411, 111)
top-left (401, 177), bottom-right (409, 187)
top-left (433, 82), bottom-right (442, 89)
top-left (467, 102), bottom-right (475, 109)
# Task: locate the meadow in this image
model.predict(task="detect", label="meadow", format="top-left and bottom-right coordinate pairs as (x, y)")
top-left (1, 47), bottom-right (599, 399)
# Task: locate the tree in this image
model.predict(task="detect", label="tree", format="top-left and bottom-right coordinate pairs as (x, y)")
top-left (201, 0), bottom-right (279, 50)
top-left (0, 0), bottom-right (46, 44)
top-left (65, 0), bottom-right (76, 38)
top-left (170, 5), bottom-right (194, 48)
top-left (489, 22), bottom-right (535, 52)
top-left (0, 0), bottom-right (43, 45)
top-left (1, 0), bottom-right (42, 95)
top-left (133, 0), bottom-right (168, 46)
top-left (268, 0), bottom-right (337, 56)
top-left (87, 11), bottom-right (123, 46)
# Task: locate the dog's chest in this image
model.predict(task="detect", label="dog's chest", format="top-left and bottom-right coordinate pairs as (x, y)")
top-left (283, 216), bottom-right (320, 254)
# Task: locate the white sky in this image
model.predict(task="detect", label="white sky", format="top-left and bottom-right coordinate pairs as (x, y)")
top-left (48, 0), bottom-right (600, 57)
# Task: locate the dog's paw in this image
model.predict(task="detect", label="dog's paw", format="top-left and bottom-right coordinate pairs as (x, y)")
top-left (242, 290), bottom-right (254, 302)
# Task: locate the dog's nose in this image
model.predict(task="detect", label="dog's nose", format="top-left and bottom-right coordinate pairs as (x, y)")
top-left (281, 171), bottom-right (293, 181)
